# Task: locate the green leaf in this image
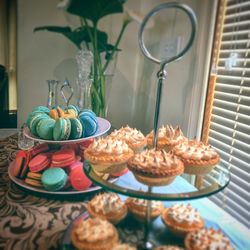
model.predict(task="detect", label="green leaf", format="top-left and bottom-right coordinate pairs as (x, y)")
top-left (34, 25), bottom-right (119, 53)
top-left (67, 0), bottom-right (126, 24)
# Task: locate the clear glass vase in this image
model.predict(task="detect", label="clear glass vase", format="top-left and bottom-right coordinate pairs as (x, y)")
top-left (76, 78), bottom-right (92, 110)
top-left (47, 80), bottom-right (59, 109)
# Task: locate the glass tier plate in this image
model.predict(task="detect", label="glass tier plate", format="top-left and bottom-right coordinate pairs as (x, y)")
top-left (61, 211), bottom-right (237, 250)
top-left (23, 117), bottom-right (110, 144)
top-left (84, 162), bottom-right (230, 201)
top-left (8, 161), bottom-right (118, 199)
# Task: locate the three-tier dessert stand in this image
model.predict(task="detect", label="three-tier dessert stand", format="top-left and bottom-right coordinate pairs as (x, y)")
top-left (82, 2), bottom-right (231, 249)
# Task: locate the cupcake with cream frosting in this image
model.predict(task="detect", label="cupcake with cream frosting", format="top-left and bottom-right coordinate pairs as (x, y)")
top-left (87, 192), bottom-right (127, 224)
top-left (161, 203), bottom-right (204, 237)
top-left (185, 228), bottom-right (234, 250)
top-left (146, 125), bottom-right (186, 151)
top-left (71, 217), bottom-right (119, 250)
top-left (127, 148), bottom-right (184, 186)
top-left (84, 138), bottom-right (134, 174)
top-left (109, 126), bottom-right (146, 152)
top-left (172, 140), bottom-right (220, 175)
top-left (126, 197), bottom-right (164, 222)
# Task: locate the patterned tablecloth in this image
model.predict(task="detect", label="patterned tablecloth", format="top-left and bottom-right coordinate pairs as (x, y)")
top-left (0, 134), bottom-right (93, 250)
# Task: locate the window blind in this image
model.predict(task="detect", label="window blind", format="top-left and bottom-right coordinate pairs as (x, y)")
top-left (203, 0), bottom-right (250, 228)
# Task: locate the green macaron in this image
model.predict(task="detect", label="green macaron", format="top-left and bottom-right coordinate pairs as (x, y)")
top-left (26, 111), bottom-right (46, 128)
top-left (41, 168), bottom-right (67, 191)
top-left (69, 118), bottom-right (83, 139)
top-left (36, 118), bottom-right (55, 140)
top-left (53, 118), bottom-right (71, 141)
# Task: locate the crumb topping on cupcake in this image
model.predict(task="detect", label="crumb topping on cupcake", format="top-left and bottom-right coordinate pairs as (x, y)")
top-left (168, 204), bottom-right (202, 224)
top-left (186, 228), bottom-right (234, 250)
top-left (90, 138), bottom-right (130, 155)
top-left (74, 218), bottom-right (115, 243)
top-left (90, 193), bottom-right (125, 214)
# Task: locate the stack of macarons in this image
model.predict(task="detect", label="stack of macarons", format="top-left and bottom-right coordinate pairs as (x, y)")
top-left (26, 105), bottom-right (99, 141)
top-left (12, 143), bottom-right (94, 191)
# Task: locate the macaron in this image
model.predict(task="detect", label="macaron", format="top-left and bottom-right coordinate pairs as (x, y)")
top-left (51, 149), bottom-right (76, 167)
top-left (69, 118), bottom-right (83, 139)
top-left (13, 150), bottom-right (30, 178)
top-left (68, 104), bottom-right (80, 115)
top-left (28, 153), bottom-right (50, 172)
top-left (78, 111), bottom-right (98, 137)
top-left (29, 143), bottom-right (49, 157)
top-left (69, 162), bottom-right (92, 190)
top-left (53, 118), bottom-right (71, 140)
top-left (36, 118), bottom-right (55, 140)
top-left (32, 106), bottom-right (50, 115)
top-left (26, 111), bottom-right (46, 128)
top-left (41, 167), bottom-right (68, 191)
top-left (29, 113), bottom-right (50, 136)
top-left (25, 172), bottom-right (43, 188)
top-left (80, 109), bottom-right (97, 117)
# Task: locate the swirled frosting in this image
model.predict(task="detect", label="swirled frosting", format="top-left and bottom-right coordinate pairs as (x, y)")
top-left (168, 204), bottom-right (201, 224)
top-left (109, 126), bottom-right (145, 143)
top-left (90, 138), bottom-right (130, 155)
top-left (74, 218), bottom-right (115, 243)
top-left (90, 193), bottom-right (125, 214)
top-left (187, 228), bottom-right (234, 250)
top-left (130, 149), bottom-right (181, 168)
top-left (174, 140), bottom-right (219, 161)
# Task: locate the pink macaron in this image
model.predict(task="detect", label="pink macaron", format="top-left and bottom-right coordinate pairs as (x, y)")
top-left (51, 149), bottom-right (76, 168)
top-left (29, 143), bottom-right (49, 157)
top-left (69, 162), bottom-right (92, 190)
top-left (28, 153), bottom-right (50, 172)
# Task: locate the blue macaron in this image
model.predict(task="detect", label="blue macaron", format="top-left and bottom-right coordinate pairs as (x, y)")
top-left (29, 113), bottom-right (50, 136)
top-left (78, 110), bottom-right (98, 137)
top-left (53, 118), bottom-right (71, 140)
top-left (41, 168), bottom-right (67, 191)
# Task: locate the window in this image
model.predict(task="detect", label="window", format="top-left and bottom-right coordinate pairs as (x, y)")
top-left (201, 0), bottom-right (250, 228)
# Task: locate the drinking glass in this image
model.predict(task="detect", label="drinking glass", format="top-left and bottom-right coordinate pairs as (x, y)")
top-left (18, 126), bottom-right (34, 150)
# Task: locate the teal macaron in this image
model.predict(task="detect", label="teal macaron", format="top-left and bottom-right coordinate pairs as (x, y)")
top-left (26, 111), bottom-right (47, 128)
top-left (78, 110), bottom-right (98, 137)
top-left (69, 118), bottom-right (83, 139)
top-left (32, 106), bottom-right (50, 115)
top-left (80, 109), bottom-right (96, 118)
top-left (29, 113), bottom-right (50, 136)
top-left (41, 168), bottom-right (67, 191)
top-left (36, 118), bottom-right (55, 140)
top-left (53, 118), bottom-right (71, 140)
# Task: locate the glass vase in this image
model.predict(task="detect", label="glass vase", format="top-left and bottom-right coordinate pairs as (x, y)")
top-left (76, 78), bottom-right (92, 110)
top-left (47, 80), bottom-right (59, 109)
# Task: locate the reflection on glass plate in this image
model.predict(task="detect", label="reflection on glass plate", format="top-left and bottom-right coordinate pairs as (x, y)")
top-left (23, 117), bottom-right (111, 144)
top-left (8, 161), bottom-right (117, 196)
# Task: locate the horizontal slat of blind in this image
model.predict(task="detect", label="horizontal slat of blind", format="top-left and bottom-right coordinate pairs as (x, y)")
top-left (216, 83), bottom-right (250, 92)
top-left (210, 193), bottom-right (250, 225)
top-left (221, 39), bottom-right (250, 45)
top-left (210, 121), bottom-right (250, 144)
top-left (214, 99), bottom-right (250, 115)
top-left (205, 180), bottom-right (250, 209)
top-left (225, 10), bottom-right (250, 20)
top-left (212, 106), bottom-right (249, 121)
top-left (211, 114), bottom-right (249, 134)
top-left (227, 1), bottom-right (250, 10)
top-left (211, 195), bottom-right (250, 227)
top-left (223, 29), bottom-right (250, 37)
top-left (216, 74), bottom-right (250, 83)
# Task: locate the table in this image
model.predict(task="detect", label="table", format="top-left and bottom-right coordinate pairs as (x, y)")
top-left (0, 133), bottom-right (249, 250)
